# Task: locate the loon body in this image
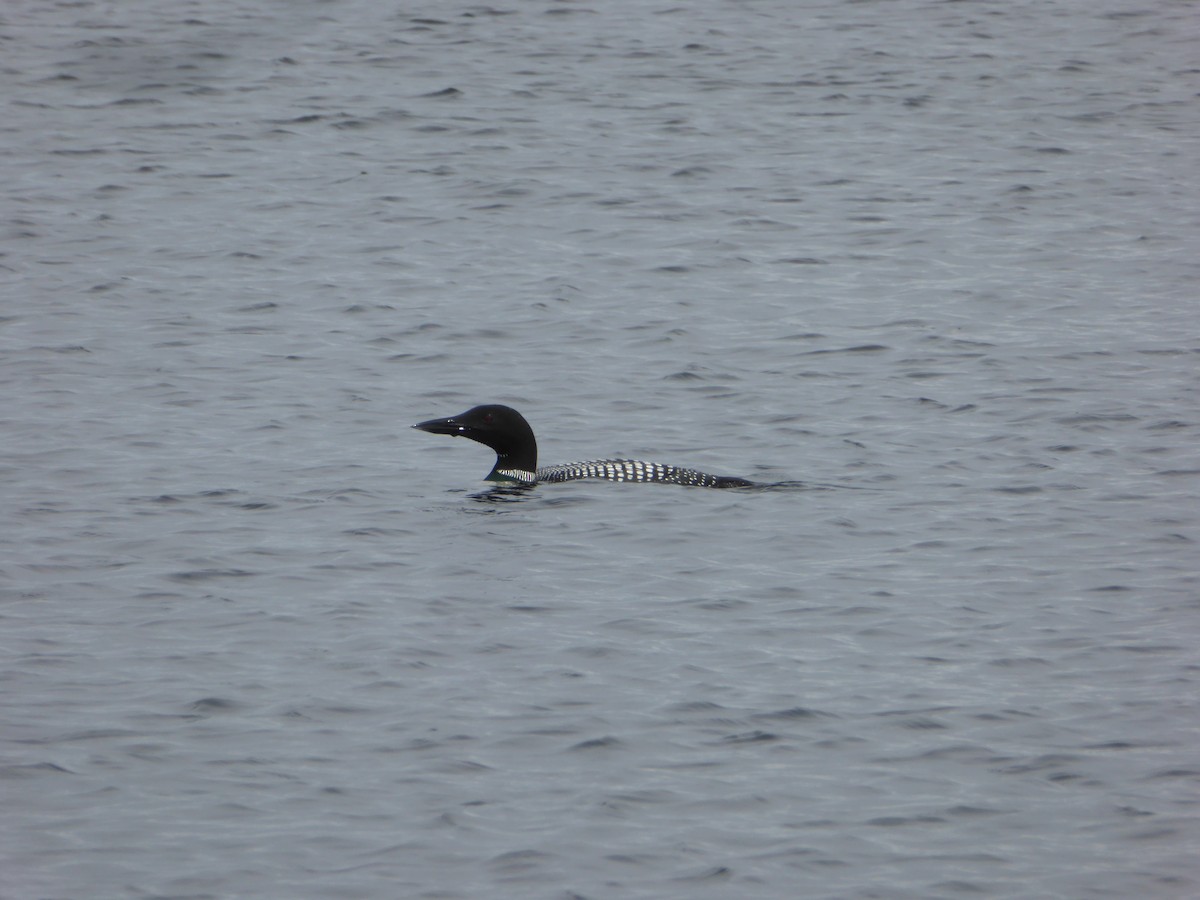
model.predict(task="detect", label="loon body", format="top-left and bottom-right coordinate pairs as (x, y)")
top-left (414, 404), bottom-right (753, 488)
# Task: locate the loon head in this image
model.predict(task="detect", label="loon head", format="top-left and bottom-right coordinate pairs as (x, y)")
top-left (413, 404), bottom-right (538, 478)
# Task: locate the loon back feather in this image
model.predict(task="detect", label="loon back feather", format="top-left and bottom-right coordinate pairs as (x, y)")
top-left (413, 404), bottom-right (752, 489)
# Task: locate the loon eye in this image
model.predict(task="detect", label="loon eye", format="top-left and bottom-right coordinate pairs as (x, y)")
top-left (482, 413), bottom-right (494, 424)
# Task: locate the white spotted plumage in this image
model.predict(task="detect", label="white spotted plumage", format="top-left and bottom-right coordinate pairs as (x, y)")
top-left (534, 459), bottom-right (734, 487)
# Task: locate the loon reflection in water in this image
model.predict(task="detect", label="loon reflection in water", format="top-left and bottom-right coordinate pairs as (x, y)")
top-left (413, 404), bottom-right (754, 489)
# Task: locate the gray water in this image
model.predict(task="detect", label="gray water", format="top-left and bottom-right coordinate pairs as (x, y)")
top-left (3, 0), bottom-right (1198, 897)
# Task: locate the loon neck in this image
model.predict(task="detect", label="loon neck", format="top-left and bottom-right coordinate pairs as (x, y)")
top-left (488, 442), bottom-right (537, 482)
top-left (487, 461), bottom-right (537, 483)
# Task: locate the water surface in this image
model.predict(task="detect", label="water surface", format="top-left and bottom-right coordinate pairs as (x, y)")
top-left (3, 0), bottom-right (1198, 897)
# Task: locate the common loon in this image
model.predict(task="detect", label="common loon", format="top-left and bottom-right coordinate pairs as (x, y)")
top-left (414, 404), bottom-right (753, 488)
